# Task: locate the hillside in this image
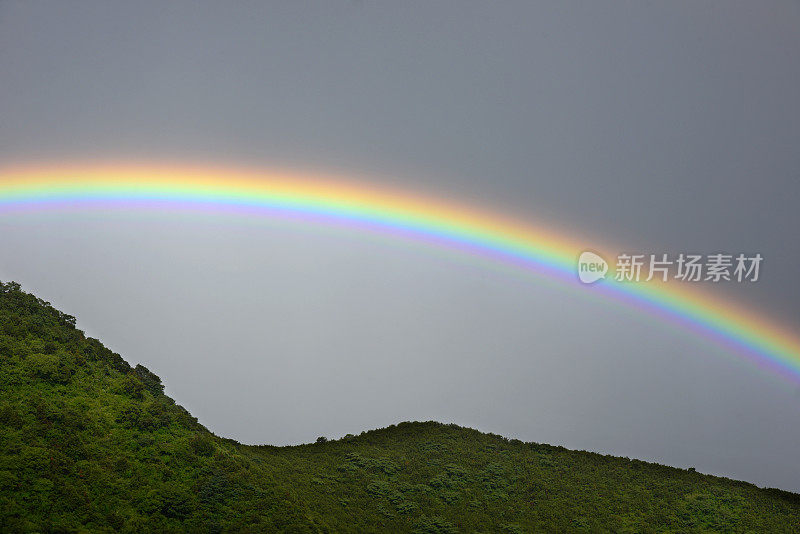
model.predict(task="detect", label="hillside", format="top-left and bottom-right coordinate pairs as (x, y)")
top-left (1, 281), bottom-right (798, 533)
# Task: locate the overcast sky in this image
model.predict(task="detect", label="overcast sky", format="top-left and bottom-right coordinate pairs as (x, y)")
top-left (1, 1), bottom-right (799, 491)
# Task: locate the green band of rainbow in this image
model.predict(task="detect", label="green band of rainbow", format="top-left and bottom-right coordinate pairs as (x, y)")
top-left (1, 163), bottom-right (798, 383)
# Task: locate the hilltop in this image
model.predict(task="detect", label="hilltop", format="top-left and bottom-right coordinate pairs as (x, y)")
top-left (1, 280), bottom-right (798, 532)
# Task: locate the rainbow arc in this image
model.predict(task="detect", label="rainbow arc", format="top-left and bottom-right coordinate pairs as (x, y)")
top-left (1, 163), bottom-right (798, 383)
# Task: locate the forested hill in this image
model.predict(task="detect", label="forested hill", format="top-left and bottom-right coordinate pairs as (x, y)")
top-left (1, 281), bottom-right (799, 533)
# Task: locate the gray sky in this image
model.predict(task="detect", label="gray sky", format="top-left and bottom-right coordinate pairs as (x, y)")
top-left (1, 1), bottom-right (799, 491)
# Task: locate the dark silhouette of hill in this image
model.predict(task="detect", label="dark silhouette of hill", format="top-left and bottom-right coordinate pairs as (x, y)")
top-left (1, 280), bottom-right (798, 532)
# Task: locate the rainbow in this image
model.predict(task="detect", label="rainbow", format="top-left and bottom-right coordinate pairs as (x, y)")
top-left (1, 162), bottom-right (798, 383)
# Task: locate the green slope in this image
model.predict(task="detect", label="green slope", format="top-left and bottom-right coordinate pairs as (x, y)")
top-left (0, 281), bottom-right (798, 533)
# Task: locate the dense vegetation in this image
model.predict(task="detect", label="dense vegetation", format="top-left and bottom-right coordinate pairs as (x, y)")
top-left (1, 281), bottom-right (798, 533)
